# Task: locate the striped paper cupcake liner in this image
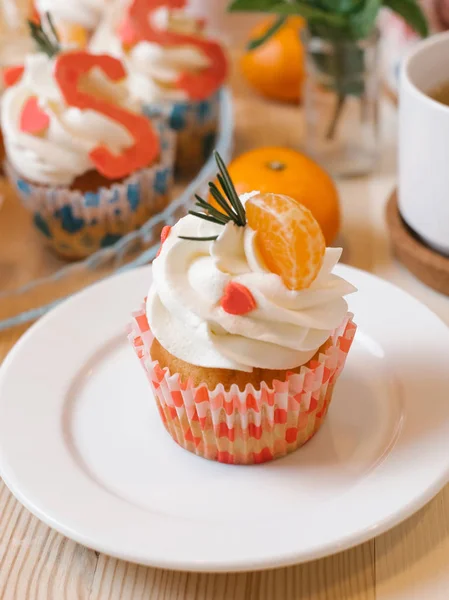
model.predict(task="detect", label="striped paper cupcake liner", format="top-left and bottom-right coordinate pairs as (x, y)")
top-left (129, 304), bottom-right (356, 465)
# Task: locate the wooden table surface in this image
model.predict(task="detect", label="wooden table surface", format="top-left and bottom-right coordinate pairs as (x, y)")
top-left (2, 57), bottom-right (449, 600)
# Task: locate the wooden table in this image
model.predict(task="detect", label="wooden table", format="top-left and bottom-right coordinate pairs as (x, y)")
top-left (2, 62), bottom-right (449, 600)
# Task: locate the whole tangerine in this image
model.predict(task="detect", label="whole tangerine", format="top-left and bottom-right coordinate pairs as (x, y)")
top-left (240, 17), bottom-right (305, 103)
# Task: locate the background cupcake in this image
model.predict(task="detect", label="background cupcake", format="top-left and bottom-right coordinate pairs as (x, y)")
top-left (130, 153), bottom-right (357, 465)
top-left (2, 19), bottom-right (175, 259)
top-left (91, 0), bottom-right (228, 176)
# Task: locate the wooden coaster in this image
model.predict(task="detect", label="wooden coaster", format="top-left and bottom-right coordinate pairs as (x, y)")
top-left (386, 191), bottom-right (449, 296)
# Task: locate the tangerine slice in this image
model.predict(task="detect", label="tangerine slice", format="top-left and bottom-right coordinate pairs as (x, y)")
top-left (246, 193), bottom-right (325, 290)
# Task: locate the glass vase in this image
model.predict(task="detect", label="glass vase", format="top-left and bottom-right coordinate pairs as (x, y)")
top-left (302, 29), bottom-right (380, 177)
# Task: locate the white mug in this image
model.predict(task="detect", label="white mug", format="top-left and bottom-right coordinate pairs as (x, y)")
top-left (399, 31), bottom-right (449, 255)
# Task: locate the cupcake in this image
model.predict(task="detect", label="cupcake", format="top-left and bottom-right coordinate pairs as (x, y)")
top-left (32, 0), bottom-right (109, 48)
top-left (1, 19), bottom-right (175, 259)
top-left (129, 152), bottom-right (357, 465)
top-left (90, 0), bottom-right (228, 176)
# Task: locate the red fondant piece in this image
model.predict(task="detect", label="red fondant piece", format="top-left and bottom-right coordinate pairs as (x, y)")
top-left (54, 51), bottom-right (160, 179)
top-left (119, 0), bottom-right (227, 101)
top-left (20, 96), bottom-right (50, 134)
top-left (176, 39), bottom-right (227, 101)
top-left (156, 224), bottom-right (171, 256)
top-left (160, 224), bottom-right (171, 243)
top-left (3, 65), bottom-right (25, 88)
top-left (220, 282), bottom-right (256, 316)
top-left (121, 0), bottom-right (184, 40)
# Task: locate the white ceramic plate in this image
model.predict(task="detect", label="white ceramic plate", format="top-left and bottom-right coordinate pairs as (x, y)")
top-left (1, 265), bottom-right (449, 572)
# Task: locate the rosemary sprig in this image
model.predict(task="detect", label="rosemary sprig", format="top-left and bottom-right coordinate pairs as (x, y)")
top-left (178, 235), bottom-right (219, 241)
top-left (28, 13), bottom-right (60, 58)
top-left (194, 197), bottom-right (229, 224)
top-left (46, 12), bottom-right (60, 46)
top-left (180, 151), bottom-right (247, 242)
top-left (189, 211), bottom-right (228, 226)
top-left (208, 182), bottom-right (239, 221)
top-left (215, 152), bottom-right (246, 225)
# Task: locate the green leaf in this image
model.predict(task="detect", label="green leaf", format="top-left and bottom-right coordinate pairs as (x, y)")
top-left (229, 0), bottom-right (428, 41)
top-left (247, 15), bottom-right (287, 50)
top-left (384, 0), bottom-right (429, 37)
top-left (229, 0), bottom-right (346, 27)
top-left (317, 0), bottom-right (363, 13)
top-left (229, 0), bottom-right (285, 11)
top-left (349, 0), bottom-right (381, 38)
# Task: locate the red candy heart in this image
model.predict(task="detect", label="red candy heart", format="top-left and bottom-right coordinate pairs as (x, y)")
top-left (156, 225), bottom-right (172, 257)
top-left (220, 282), bottom-right (256, 316)
top-left (2, 65), bottom-right (24, 88)
top-left (20, 96), bottom-right (50, 134)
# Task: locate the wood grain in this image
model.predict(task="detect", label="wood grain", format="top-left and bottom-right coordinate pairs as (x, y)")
top-left (2, 33), bottom-right (449, 600)
top-left (386, 192), bottom-right (449, 296)
top-left (0, 482), bottom-right (97, 600)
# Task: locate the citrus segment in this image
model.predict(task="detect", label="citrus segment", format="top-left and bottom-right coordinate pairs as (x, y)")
top-left (246, 193), bottom-right (325, 290)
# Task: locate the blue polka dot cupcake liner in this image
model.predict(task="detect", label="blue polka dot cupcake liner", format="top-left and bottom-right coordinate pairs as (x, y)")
top-left (142, 89), bottom-right (221, 176)
top-left (6, 127), bottom-right (176, 260)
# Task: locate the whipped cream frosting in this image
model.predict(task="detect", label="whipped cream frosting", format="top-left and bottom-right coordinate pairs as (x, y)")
top-left (91, 6), bottom-right (212, 102)
top-left (35, 0), bottom-right (108, 30)
top-left (147, 193), bottom-right (356, 373)
top-left (1, 52), bottom-right (139, 185)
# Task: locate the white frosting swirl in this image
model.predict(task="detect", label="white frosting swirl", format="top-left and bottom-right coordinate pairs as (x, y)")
top-left (35, 0), bottom-right (108, 30)
top-left (147, 194), bottom-right (356, 373)
top-left (1, 53), bottom-right (139, 185)
top-left (90, 6), bottom-right (211, 102)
